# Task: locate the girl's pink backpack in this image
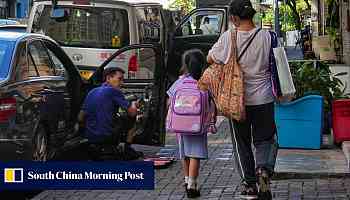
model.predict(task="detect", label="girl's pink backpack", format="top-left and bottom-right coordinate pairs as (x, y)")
top-left (166, 78), bottom-right (216, 135)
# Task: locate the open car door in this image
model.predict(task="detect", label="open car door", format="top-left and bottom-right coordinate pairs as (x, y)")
top-left (88, 44), bottom-right (167, 146)
top-left (167, 8), bottom-right (227, 83)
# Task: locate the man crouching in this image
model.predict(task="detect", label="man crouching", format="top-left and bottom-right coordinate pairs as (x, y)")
top-left (78, 67), bottom-right (141, 160)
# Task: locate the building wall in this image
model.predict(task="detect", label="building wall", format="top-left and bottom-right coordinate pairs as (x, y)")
top-left (311, 0), bottom-right (319, 36)
top-left (7, 0), bottom-right (16, 18)
top-left (0, 0), bottom-right (7, 18)
top-left (311, 0), bottom-right (349, 63)
top-left (0, 0), bottom-right (30, 19)
top-left (341, 0), bottom-right (350, 65)
top-left (16, 0), bottom-right (30, 18)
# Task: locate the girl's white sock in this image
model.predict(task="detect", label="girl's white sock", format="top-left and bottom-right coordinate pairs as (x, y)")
top-left (184, 176), bottom-right (189, 184)
top-left (187, 176), bottom-right (197, 189)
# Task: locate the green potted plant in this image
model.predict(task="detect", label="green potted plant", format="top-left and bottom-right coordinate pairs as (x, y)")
top-left (289, 61), bottom-right (348, 134)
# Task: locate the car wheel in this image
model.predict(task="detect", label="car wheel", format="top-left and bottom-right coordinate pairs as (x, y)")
top-left (32, 124), bottom-right (48, 161)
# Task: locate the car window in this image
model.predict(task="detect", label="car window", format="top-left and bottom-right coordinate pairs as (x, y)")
top-left (32, 5), bottom-right (130, 49)
top-left (0, 40), bottom-right (14, 80)
top-left (28, 41), bottom-right (55, 77)
top-left (46, 49), bottom-right (68, 78)
top-left (104, 48), bottom-right (156, 80)
top-left (136, 48), bottom-right (156, 79)
top-left (136, 7), bottom-right (161, 43)
top-left (15, 42), bottom-right (39, 81)
top-left (178, 11), bottom-right (223, 36)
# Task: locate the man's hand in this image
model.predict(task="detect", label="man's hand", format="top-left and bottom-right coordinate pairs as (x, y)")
top-left (134, 100), bottom-right (142, 109)
top-left (127, 101), bottom-right (138, 117)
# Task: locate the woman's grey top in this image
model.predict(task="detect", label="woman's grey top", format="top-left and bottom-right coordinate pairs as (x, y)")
top-left (208, 27), bottom-right (274, 106)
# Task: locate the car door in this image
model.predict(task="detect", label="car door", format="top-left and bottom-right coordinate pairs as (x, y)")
top-left (167, 8), bottom-right (227, 83)
top-left (26, 39), bottom-right (72, 155)
top-left (1, 38), bottom-right (67, 160)
top-left (41, 38), bottom-right (83, 138)
top-left (88, 44), bottom-right (167, 146)
top-left (0, 39), bottom-right (44, 160)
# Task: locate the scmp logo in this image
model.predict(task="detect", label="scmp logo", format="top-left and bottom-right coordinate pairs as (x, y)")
top-left (4, 168), bottom-right (23, 183)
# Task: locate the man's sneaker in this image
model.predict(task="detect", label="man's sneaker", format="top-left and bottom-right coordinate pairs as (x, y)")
top-left (257, 168), bottom-right (272, 200)
top-left (238, 183), bottom-right (258, 199)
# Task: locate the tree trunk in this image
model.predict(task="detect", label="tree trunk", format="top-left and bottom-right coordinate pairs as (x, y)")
top-left (286, 0), bottom-right (302, 30)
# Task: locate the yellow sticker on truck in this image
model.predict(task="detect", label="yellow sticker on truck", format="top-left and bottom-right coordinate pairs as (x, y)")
top-left (79, 70), bottom-right (94, 80)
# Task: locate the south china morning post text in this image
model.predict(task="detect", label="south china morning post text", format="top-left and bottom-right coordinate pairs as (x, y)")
top-left (0, 161), bottom-right (154, 190)
top-left (27, 171), bottom-right (144, 182)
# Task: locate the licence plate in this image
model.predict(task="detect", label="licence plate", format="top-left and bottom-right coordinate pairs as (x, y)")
top-left (79, 70), bottom-right (94, 80)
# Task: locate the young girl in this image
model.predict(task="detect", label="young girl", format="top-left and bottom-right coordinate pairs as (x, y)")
top-left (167, 49), bottom-right (216, 198)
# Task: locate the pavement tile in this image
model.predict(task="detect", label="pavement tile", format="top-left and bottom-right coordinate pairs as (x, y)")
top-left (30, 119), bottom-right (350, 200)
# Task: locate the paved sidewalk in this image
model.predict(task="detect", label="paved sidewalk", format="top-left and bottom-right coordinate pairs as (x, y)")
top-left (32, 120), bottom-right (350, 200)
top-left (276, 149), bottom-right (350, 178)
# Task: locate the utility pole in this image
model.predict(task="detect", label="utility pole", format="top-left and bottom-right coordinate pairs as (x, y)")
top-left (274, 0), bottom-right (280, 37)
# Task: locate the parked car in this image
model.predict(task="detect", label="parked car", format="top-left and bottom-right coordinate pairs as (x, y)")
top-left (0, 24), bottom-right (27, 32)
top-left (28, 1), bottom-right (237, 79)
top-left (0, 19), bottom-right (20, 25)
top-left (28, 0), bottom-right (163, 80)
top-left (0, 31), bottom-right (167, 161)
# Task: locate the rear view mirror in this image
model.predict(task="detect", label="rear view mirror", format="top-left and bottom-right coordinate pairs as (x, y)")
top-left (51, 8), bottom-right (68, 22)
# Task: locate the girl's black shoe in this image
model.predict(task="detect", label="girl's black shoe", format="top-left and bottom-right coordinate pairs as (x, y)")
top-left (184, 183), bottom-right (188, 192)
top-left (186, 188), bottom-right (200, 198)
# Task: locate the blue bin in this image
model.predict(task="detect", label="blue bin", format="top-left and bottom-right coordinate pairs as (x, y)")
top-left (275, 95), bottom-right (324, 149)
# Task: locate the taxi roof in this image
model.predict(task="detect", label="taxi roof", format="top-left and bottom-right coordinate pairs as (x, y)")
top-left (0, 31), bottom-right (28, 42)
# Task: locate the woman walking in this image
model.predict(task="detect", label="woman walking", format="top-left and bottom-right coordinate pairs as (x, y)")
top-left (206, 0), bottom-right (278, 199)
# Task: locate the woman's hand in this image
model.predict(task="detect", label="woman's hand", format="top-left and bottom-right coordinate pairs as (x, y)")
top-left (207, 54), bottom-right (214, 64)
top-left (276, 95), bottom-right (295, 103)
top-left (197, 81), bottom-right (208, 91)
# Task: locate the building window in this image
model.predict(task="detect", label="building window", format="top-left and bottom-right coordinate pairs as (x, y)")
top-left (16, 3), bottom-right (22, 18)
top-left (0, 0), bottom-right (7, 18)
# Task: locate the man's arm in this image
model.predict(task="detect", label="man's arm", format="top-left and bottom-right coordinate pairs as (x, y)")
top-left (111, 89), bottom-right (138, 117)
